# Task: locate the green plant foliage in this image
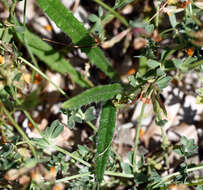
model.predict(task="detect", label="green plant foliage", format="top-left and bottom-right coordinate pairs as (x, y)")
top-left (96, 101), bottom-right (117, 183)
top-left (174, 136), bottom-right (198, 158)
top-left (15, 28), bottom-right (89, 88)
top-left (89, 7), bottom-right (104, 36)
top-left (114, 0), bottom-right (134, 9)
top-left (169, 13), bottom-right (177, 28)
top-left (45, 120), bottom-right (64, 139)
top-left (65, 107), bottom-right (96, 129)
top-left (155, 76), bottom-right (172, 89)
top-left (32, 120), bottom-right (64, 149)
top-left (1, 0), bottom-right (203, 189)
top-left (36, 0), bottom-right (117, 79)
top-left (147, 59), bottom-right (160, 69)
top-left (62, 83), bottom-right (123, 109)
top-left (196, 185), bottom-right (203, 190)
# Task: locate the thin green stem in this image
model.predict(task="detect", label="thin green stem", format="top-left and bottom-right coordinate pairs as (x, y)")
top-left (160, 28), bottom-right (175, 37)
top-left (104, 171), bottom-right (134, 178)
top-left (153, 164), bottom-right (203, 188)
top-left (23, 0), bottom-right (27, 26)
top-left (93, 0), bottom-right (129, 27)
top-left (49, 172), bottom-right (91, 184)
top-left (23, 110), bottom-right (44, 138)
top-left (24, 38), bottom-right (39, 69)
top-left (155, 1), bottom-right (160, 28)
top-left (23, 35), bottom-right (40, 86)
top-left (86, 121), bottom-right (97, 133)
top-left (165, 164), bottom-right (203, 181)
top-left (188, 59), bottom-right (203, 69)
top-left (2, 105), bottom-right (37, 160)
top-left (148, 1), bottom-right (168, 23)
top-left (133, 102), bottom-right (146, 173)
top-left (54, 145), bottom-right (91, 167)
top-left (160, 126), bottom-right (169, 168)
top-left (1, 28), bottom-right (8, 43)
top-left (9, 0), bottom-right (17, 23)
top-left (18, 57), bottom-right (68, 98)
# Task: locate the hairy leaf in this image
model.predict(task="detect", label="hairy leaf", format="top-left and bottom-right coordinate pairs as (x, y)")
top-left (36, 0), bottom-right (118, 79)
top-left (15, 28), bottom-right (89, 88)
top-left (96, 101), bottom-right (117, 183)
top-left (62, 83), bottom-right (123, 109)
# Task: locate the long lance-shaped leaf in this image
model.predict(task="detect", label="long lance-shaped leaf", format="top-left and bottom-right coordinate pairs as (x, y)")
top-left (36, 0), bottom-right (118, 79)
top-left (62, 83), bottom-right (123, 109)
top-left (96, 101), bottom-right (117, 183)
top-left (15, 29), bottom-right (89, 88)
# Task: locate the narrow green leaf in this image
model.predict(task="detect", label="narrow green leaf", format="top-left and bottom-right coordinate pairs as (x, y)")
top-left (169, 13), bottom-right (177, 28)
top-left (115, 0), bottom-right (134, 9)
top-left (62, 83), bottom-right (123, 109)
top-left (96, 101), bottom-right (117, 183)
top-left (15, 29), bottom-right (89, 88)
top-left (36, 0), bottom-right (117, 79)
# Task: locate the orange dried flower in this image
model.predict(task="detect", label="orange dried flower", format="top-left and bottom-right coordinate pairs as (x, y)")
top-left (139, 128), bottom-right (145, 138)
top-left (53, 183), bottom-right (64, 190)
top-left (28, 121), bottom-right (34, 130)
top-left (44, 24), bottom-right (52, 31)
top-left (0, 55), bottom-right (5, 64)
top-left (185, 47), bottom-right (194, 56)
top-left (179, 0), bottom-right (192, 8)
top-left (127, 68), bottom-right (136, 76)
top-left (50, 166), bottom-right (56, 177)
top-left (30, 169), bottom-right (42, 182)
top-left (140, 95), bottom-right (151, 104)
top-left (34, 73), bottom-right (42, 84)
top-left (169, 184), bottom-right (176, 190)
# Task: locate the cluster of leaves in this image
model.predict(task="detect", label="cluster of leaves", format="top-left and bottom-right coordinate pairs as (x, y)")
top-left (64, 107), bottom-right (96, 129)
top-left (0, 0), bottom-right (203, 189)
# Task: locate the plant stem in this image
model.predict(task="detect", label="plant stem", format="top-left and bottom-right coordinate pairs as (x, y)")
top-left (18, 57), bottom-right (68, 98)
top-left (9, 0), bottom-right (17, 23)
top-left (148, 1), bottom-right (168, 23)
top-left (160, 126), bottom-right (169, 168)
top-left (87, 121), bottom-right (97, 133)
top-left (133, 102), bottom-right (146, 173)
top-left (23, 0), bottom-right (27, 26)
top-left (54, 145), bottom-right (91, 167)
top-left (160, 28), bottom-right (175, 37)
top-left (2, 105), bottom-right (38, 160)
top-left (93, 0), bottom-right (129, 27)
top-left (104, 171), bottom-right (134, 178)
top-left (188, 59), bottom-right (203, 69)
top-left (165, 164), bottom-right (203, 181)
top-left (153, 164), bottom-right (203, 188)
top-left (23, 110), bottom-right (44, 137)
top-left (1, 28), bottom-right (8, 43)
top-left (51, 172), bottom-right (91, 184)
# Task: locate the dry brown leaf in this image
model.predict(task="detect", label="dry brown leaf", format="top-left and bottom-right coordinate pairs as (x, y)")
top-left (101, 28), bottom-right (131, 49)
top-left (133, 37), bottom-right (147, 50)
